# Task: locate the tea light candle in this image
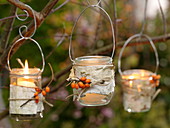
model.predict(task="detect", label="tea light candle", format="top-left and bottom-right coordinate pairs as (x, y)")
top-left (16, 60), bottom-right (36, 88)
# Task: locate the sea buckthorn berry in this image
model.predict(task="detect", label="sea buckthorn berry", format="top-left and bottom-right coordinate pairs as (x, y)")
top-left (75, 83), bottom-right (79, 89)
top-left (85, 84), bottom-right (90, 88)
top-left (149, 80), bottom-right (155, 84)
top-left (35, 99), bottom-right (39, 103)
top-left (80, 77), bottom-right (86, 81)
top-left (35, 87), bottom-right (41, 93)
top-left (71, 82), bottom-right (76, 88)
top-left (42, 90), bottom-right (47, 96)
top-left (45, 86), bottom-right (50, 93)
top-left (35, 96), bottom-right (39, 103)
top-left (78, 82), bottom-right (85, 88)
top-left (85, 79), bottom-right (91, 83)
top-left (34, 92), bottom-right (39, 96)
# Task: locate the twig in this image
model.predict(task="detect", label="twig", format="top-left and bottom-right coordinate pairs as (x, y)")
top-left (65, 93), bottom-right (78, 100)
top-left (0, 14), bottom-right (27, 22)
top-left (0, 5), bottom-right (16, 54)
top-left (45, 63), bottom-right (54, 87)
top-left (16, 58), bottom-right (24, 68)
top-left (20, 96), bottom-right (34, 107)
top-left (42, 98), bottom-right (53, 107)
top-left (51, 0), bottom-right (70, 13)
top-left (45, 34), bottom-right (66, 60)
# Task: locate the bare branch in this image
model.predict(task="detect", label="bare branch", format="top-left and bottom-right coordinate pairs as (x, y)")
top-left (0, 5), bottom-right (17, 54)
top-left (51, 0), bottom-right (70, 13)
top-left (90, 33), bottom-right (170, 55)
top-left (0, 0), bottom-right (59, 68)
top-left (7, 0), bottom-right (40, 20)
top-left (0, 109), bottom-right (9, 121)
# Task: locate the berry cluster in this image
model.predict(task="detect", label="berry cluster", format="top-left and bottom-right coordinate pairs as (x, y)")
top-left (70, 77), bottom-right (91, 89)
top-left (149, 75), bottom-right (161, 87)
top-left (34, 86), bottom-right (50, 103)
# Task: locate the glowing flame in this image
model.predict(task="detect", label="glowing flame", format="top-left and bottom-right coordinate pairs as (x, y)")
top-left (24, 60), bottom-right (29, 74)
top-left (129, 81), bottom-right (133, 88)
top-left (141, 71), bottom-right (145, 77)
top-left (129, 76), bottom-right (134, 79)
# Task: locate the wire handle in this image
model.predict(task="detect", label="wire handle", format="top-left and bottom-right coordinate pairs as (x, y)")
top-left (118, 34), bottom-right (159, 76)
top-left (7, 37), bottom-right (45, 72)
top-left (7, 5), bottom-right (45, 72)
top-left (69, 4), bottom-right (115, 63)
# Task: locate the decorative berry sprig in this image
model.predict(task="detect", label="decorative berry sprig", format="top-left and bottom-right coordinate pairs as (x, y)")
top-left (66, 77), bottom-right (92, 100)
top-left (70, 77), bottom-right (91, 89)
top-left (149, 75), bottom-right (161, 87)
top-left (34, 86), bottom-right (50, 103)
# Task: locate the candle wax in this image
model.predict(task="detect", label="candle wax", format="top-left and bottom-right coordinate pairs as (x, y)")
top-left (17, 77), bottom-right (36, 88)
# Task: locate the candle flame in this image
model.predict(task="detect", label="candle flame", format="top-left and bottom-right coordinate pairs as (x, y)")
top-left (24, 60), bottom-right (29, 74)
top-left (129, 76), bottom-right (134, 79)
top-left (141, 71), bottom-right (145, 77)
top-left (129, 81), bottom-right (133, 88)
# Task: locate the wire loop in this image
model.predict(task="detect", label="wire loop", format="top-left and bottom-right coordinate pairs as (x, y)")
top-left (7, 37), bottom-right (45, 73)
top-left (69, 4), bottom-right (115, 63)
top-left (118, 34), bottom-right (159, 76)
top-left (15, 4), bottom-right (37, 38)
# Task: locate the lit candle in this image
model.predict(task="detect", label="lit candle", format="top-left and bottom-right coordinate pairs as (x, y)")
top-left (122, 69), bottom-right (159, 112)
top-left (9, 59), bottom-right (44, 120)
top-left (17, 60), bottom-right (36, 88)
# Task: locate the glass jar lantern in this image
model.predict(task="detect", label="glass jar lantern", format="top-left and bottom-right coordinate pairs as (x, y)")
top-left (118, 34), bottom-right (161, 112)
top-left (69, 56), bottom-right (115, 106)
top-left (122, 69), bottom-right (160, 112)
top-left (68, 3), bottom-right (116, 106)
top-left (8, 38), bottom-right (45, 121)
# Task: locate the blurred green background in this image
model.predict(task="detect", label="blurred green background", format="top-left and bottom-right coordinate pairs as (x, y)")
top-left (0, 0), bottom-right (170, 128)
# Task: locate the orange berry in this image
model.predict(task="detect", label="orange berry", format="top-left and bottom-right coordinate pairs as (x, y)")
top-left (35, 87), bottom-right (41, 93)
top-left (75, 83), bottom-right (79, 89)
top-left (42, 90), bottom-right (46, 96)
top-left (71, 82), bottom-right (76, 88)
top-left (85, 79), bottom-right (91, 83)
top-left (45, 86), bottom-right (50, 93)
top-left (149, 80), bottom-right (155, 84)
top-left (80, 77), bottom-right (86, 81)
top-left (78, 82), bottom-right (85, 88)
top-left (35, 96), bottom-right (39, 103)
top-left (34, 92), bottom-right (39, 96)
top-left (85, 83), bottom-right (90, 88)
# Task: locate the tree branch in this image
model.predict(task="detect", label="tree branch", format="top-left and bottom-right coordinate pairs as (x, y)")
top-left (90, 33), bottom-right (170, 55)
top-left (0, 5), bottom-right (16, 54)
top-left (0, 109), bottom-right (9, 121)
top-left (0, 0), bottom-right (59, 68)
top-left (7, 0), bottom-right (40, 20)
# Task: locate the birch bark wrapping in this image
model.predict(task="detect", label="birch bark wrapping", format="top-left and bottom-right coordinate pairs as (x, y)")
top-left (9, 68), bottom-right (44, 117)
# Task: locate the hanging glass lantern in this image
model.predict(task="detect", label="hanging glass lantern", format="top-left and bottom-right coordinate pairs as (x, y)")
top-left (7, 5), bottom-right (54, 121)
top-left (68, 56), bottom-right (115, 106)
top-left (118, 34), bottom-right (161, 112)
top-left (67, 3), bottom-right (116, 106)
top-left (8, 38), bottom-right (45, 121)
